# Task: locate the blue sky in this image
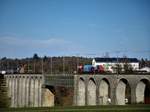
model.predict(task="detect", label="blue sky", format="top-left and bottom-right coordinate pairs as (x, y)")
top-left (0, 0), bottom-right (150, 59)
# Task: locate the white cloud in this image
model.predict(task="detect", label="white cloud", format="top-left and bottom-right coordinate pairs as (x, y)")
top-left (0, 36), bottom-right (84, 57)
top-left (0, 37), bottom-right (69, 46)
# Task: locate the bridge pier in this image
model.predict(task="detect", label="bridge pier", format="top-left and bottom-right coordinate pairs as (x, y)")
top-left (5, 74), bottom-right (43, 107)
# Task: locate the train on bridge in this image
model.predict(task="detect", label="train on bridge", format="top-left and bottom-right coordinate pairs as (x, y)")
top-left (77, 64), bottom-right (150, 74)
top-left (77, 57), bottom-right (150, 74)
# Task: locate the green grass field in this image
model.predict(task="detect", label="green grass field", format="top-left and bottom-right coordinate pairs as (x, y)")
top-left (0, 105), bottom-right (150, 112)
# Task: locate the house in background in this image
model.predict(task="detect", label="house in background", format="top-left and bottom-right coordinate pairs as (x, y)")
top-left (92, 57), bottom-right (139, 73)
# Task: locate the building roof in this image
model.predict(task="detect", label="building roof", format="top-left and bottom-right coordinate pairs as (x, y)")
top-left (94, 57), bottom-right (139, 63)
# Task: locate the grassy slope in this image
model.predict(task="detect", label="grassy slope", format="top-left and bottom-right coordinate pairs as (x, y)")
top-left (0, 105), bottom-right (150, 112)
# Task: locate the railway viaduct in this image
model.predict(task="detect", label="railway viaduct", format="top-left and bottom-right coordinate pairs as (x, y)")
top-left (4, 74), bottom-right (150, 107)
top-left (74, 74), bottom-right (150, 106)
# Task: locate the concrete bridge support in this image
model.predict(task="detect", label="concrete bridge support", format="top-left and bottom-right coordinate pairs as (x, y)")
top-left (87, 78), bottom-right (96, 105)
top-left (116, 79), bottom-right (131, 105)
top-left (136, 79), bottom-right (150, 104)
top-left (77, 78), bottom-right (85, 106)
top-left (99, 79), bottom-right (110, 105)
top-left (42, 88), bottom-right (54, 107)
top-left (136, 81), bottom-right (145, 103)
top-left (5, 75), bottom-right (43, 107)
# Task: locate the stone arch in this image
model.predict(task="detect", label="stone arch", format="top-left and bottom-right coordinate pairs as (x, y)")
top-left (116, 78), bottom-right (131, 105)
top-left (77, 77), bottom-right (85, 106)
top-left (87, 78), bottom-right (96, 105)
top-left (99, 78), bottom-right (110, 105)
top-left (136, 79), bottom-right (150, 104)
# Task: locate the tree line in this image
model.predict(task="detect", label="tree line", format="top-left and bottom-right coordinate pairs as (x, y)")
top-left (0, 53), bottom-right (92, 74)
top-left (0, 54), bottom-right (150, 74)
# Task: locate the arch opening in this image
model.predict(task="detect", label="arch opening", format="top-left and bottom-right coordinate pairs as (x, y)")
top-left (87, 78), bottom-right (96, 105)
top-left (99, 78), bottom-right (110, 105)
top-left (116, 79), bottom-right (131, 105)
top-left (136, 79), bottom-right (150, 104)
top-left (77, 78), bottom-right (85, 106)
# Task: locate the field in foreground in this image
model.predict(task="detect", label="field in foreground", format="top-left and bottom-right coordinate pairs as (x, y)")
top-left (0, 105), bottom-right (150, 112)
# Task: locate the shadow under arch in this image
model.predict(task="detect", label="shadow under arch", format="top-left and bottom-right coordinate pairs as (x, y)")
top-left (116, 78), bottom-right (131, 105)
top-left (89, 77), bottom-right (96, 84)
top-left (77, 77), bottom-right (85, 106)
top-left (79, 77), bottom-right (84, 82)
top-left (87, 78), bottom-right (96, 105)
top-left (99, 78), bottom-right (110, 105)
top-left (45, 85), bottom-right (55, 95)
top-left (136, 79), bottom-right (150, 104)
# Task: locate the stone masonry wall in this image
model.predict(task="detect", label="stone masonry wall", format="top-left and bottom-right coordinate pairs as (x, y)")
top-left (74, 74), bottom-right (150, 106)
top-left (5, 74), bottom-right (43, 107)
